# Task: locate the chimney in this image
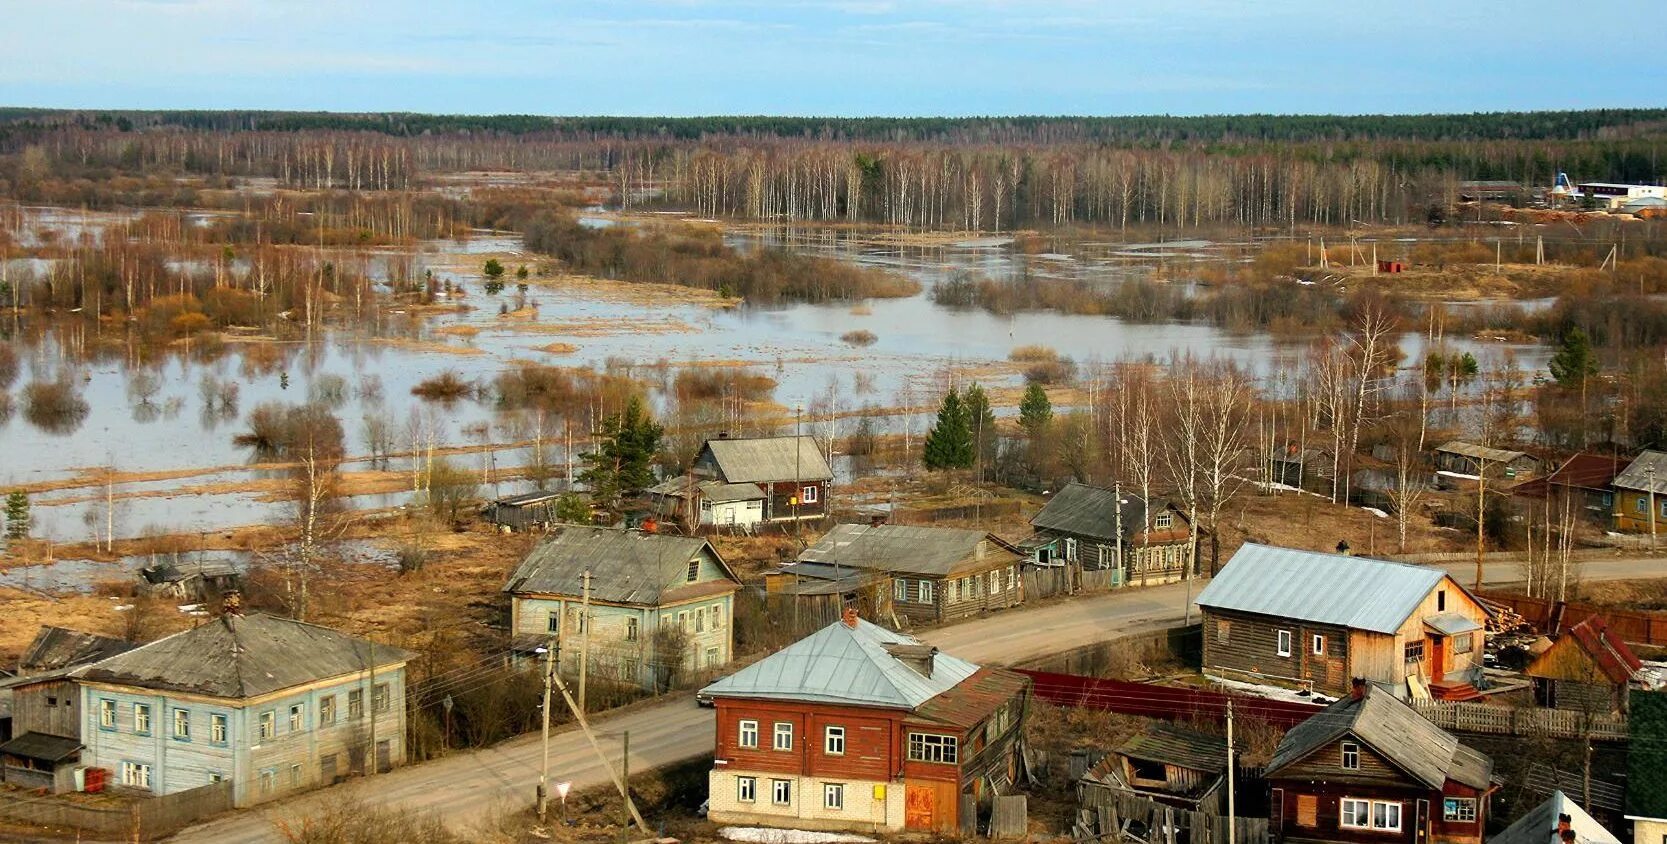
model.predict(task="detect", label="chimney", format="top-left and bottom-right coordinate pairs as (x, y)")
top-left (717, 431), bottom-right (730, 439)
top-left (1350, 677), bottom-right (1366, 700)
top-left (884, 643), bottom-right (938, 678)
top-left (641, 517), bottom-right (658, 534)
top-left (221, 589), bottom-right (243, 616)
top-left (841, 607), bottom-right (859, 629)
top-left (1556, 813), bottom-right (1572, 836)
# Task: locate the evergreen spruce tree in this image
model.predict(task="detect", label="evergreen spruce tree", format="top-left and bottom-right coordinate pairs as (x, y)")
top-left (962, 383), bottom-right (997, 475)
top-left (579, 396), bottom-right (665, 509)
top-left (1019, 382), bottom-right (1053, 439)
top-left (1548, 327), bottom-right (1599, 388)
top-left (3, 490), bottom-right (28, 541)
top-left (923, 389), bottom-right (974, 470)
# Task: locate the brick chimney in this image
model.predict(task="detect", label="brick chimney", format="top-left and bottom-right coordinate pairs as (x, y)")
top-left (869, 512), bottom-right (888, 528)
top-left (1559, 829), bottom-right (1575, 843)
top-left (1350, 677), bottom-right (1366, 700)
top-left (842, 607), bottom-right (859, 629)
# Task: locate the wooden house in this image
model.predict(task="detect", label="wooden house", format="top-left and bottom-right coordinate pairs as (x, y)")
top-left (503, 526), bottom-right (742, 691)
top-left (1433, 441), bottom-right (1541, 480)
top-left (1513, 452), bottom-right (1626, 527)
top-left (1267, 681), bottom-right (1496, 844)
top-left (0, 627), bottom-right (134, 793)
top-left (776, 524), bottom-right (1024, 625)
top-left (1611, 450), bottom-right (1667, 533)
top-left (138, 556), bottom-right (242, 603)
top-left (482, 490), bottom-right (565, 531)
top-left (1526, 616), bottom-right (1643, 714)
top-left (1025, 482), bottom-right (1194, 588)
top-left (1268, 443), bottom-right (1337, 494)
top-left (1079, 724), bottom-right (1227, 813)
top-left (701, 610), bottom-right (1029, 834)
top-left (646, 476), bottom-right (767, 531)
top-left (1196, 544), bottom-right (1491, 698)
top-left (692, 436), bottom-right (833, 525)
top-left (1490, 789), bottom-right (1619, 844)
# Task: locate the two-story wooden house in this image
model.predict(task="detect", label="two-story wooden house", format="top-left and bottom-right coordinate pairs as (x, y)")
top-left (690, 435), bottom-right (834, 526)
top-left (503, 526), bottom-right (742, 691)
top-left (0, 627), bottom-right (134, 792)
top-left (701, 610), bottom-right (1029, 833)
top-left (777, 524), bottom-right (1025, 625)
top-left (1267, 680), bottom-right (1496, 844)
top-left (74, 610), bottom-right (410, 807)
top-left (1196, 544), bottom-right (1492, 698)
top-left (1026, 482), bottom-right (1194, 588)
top-left (1613, 450), bottom-right (1667, 533)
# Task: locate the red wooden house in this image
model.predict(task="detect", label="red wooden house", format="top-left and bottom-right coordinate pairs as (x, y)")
top-left (700, 610), bottom-right (1029, 833)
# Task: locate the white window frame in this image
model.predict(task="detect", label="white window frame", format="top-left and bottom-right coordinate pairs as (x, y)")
top-left (825, 725), bottom-right (846, 755)
top-left (1276, 630), bottom-right (1292, 657)
top-left (320, 696), bottom-right (337, 726)
top-left (1342, 798), bottom-right (1403, 831)
top-left (1340, 741), bottom-right (1360, 770)
top-left (1341, 798), bottom-right (1371, 829)
top-left (288, 703), bottom-right (304, 732)
top-left (173, 708), bottom-right (190, 740)
top-left (687, 558), bottom-right (700, 582)
top-left (738, 719), bottom-right (759, 749)
top-left (907, 732), bottom-right (959, 764)
top-left (259, 710), bottom-right (276, 740)
top-left (625, 616), bottom-right (640, 642)
top-left (801, 484), bottom-right (818, 504)
top-left (1443, 797), bottom-right (1477, 822)
top-left (919, 580), bottom-right (935, 603)
top-left (547, 610), bottom-right (560, 633)
top-left (1064, 537), bottom-right (1078, 561)
top-left (771, 779), bottom-right (792, 806)
top-left (98, 699), bottom-right (116, 729)
top-left (823, 782), bottom-right (844, 810)
top-left (737, 776), bottom-right (756, 803)
top-left (1154, 513), bottom-right (1172, 529)
top-left (121, 761), bottom-right (152, 789)
top-left (1312, 634), bottom-right (1325, 655)
top-left (773, 721), bottom-right (793, 751)
top-left (696, 608), bottom-right (707, 633)
top-left (894, 579), bottom-right (908, 602)
top-left (210, 713), bottom-right (228, 744)
top-left (373, 683), bottom-right (390, 713)
top-left (134, 703), bottom-right (152, 735)
top-left (1373, 801), bottom-right (1403, 832)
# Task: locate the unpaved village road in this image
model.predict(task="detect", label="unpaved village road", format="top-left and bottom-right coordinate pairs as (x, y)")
top-left (168, 553), bottom-right (1667, 842)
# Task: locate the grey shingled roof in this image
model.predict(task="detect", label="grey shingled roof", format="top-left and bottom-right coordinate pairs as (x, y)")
top-left (74, 614), bottom-right (411, 700)
top-left (19, 627), bottom-right (134, 673)
top-left (703, 436), bottom-right (833, 484)
top-left (797, 524), bottom-right (1019, 577)
top-left (1030, 482), bottom-right (1172, 541)
top-left (1436, 440), bottom-right (1531, 464)
top-left (1615, 450), bottom-right (1667, 494)
top-left (1491, 789), bottom-right (1619, 844)
top-left (503, 526), bottom-right (737, 604)
top-left (1269, 686), bottom-right (1492, 790)
top-left (700, 617), bottom-right (979, 709)
top-left (1196, 544), bottom-right (1450, 635)
top-left (646, 476), bottom-right (765, 504)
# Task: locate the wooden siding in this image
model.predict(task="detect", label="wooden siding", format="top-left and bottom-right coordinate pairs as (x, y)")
top-left (11, 679), bottom-right (81, 739)
top-left (1201, 609), bottom-right (1354, 695)
top-left (715, 700), bottom-right (905, 781)
top-left (1274, 736), bottom-right (1410, 788)
top-left (1389, 577), bottom-right (1490, 683)
top-left (889, 561), bottom-right (1023, 625)
top-left (1613, 490), bottom-right (1666, 532)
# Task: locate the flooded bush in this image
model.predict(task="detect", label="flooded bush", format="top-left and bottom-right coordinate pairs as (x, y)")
top-left (21, 378), bottom-right (90, 434)
top-left (198, 373), bottom-right (240, 415)
top-left (1009, 344), bottom-right (1059, 363)
top-left (308, 374), bottom-right (348, 408)
top-left (840, 329), bottom-right (877, 346)
top-left (233, 401), bottom-right (345, 460)
top-left (671, 367), bottom-right (776, 403)
top-left (0, 344), bottom-right (16, 390)
top-left (411, 371), bottom-right (472, 402)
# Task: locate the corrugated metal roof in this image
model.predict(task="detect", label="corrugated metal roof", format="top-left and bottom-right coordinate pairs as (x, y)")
top-left (797, 524), bottom-right (1019, 577)
top-left (1436, 440), bottom-right (1531, 464)
top-left (1490, 790), bottom-right (1619, 844)
top-left (19, 627), bottom-right (134, 673)
top-left (1029, 482), bottom-right (1173, 541)
top-left (703, 436), bottom-right (833, 484)
top-left (1424, 612), bottom-right (1482, 636)
top-left (1269, 686), bottom-right (1491, 790)
top-left (74, 614), bottom-right (412, 700)
top-left (502, 526), bottom-right (737, 604)
top-left (1615, 450), bottom-right (1667, 494)
top-left (700, 617), bottom-right (979, 709)
top-left (1196, 544), bottom-right (1447, 635)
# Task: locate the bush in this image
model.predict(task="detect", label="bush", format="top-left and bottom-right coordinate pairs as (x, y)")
top-left (0, 344), bottom-right (17, 390)
top-left (233, 401), bottom-right (345, 460)
top-left (22, 379), bottom-right (90, 434)
top-left (411, 371), bottom-right (472, 401)
top-left (840, 329), bottom-right (877, 346)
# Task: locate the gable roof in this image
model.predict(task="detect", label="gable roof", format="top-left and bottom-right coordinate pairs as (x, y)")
top-left (701, 436), bottom-right (833, 484)
top-left (1491, 789), bottom-right (1620, 844)
top-left (74, 614), bottom-right (411, 700)
top-left (1115, 724), bottom-right (1229, 774)
top-left (700, 616), bottom-right (980, 709)
top-left (502, 526), bottom-right (737, 604)
top-left (1269, 685), bottom-right (1492, 790)
top-left (1436, 441), bottom-right (1533, 464)
top-left (646, 476), bottom-right (766, 504)
top-left (1029, 482), bottom-right (1178, 541)
top-left (19, 627), bottom-right (134, 674)
top-left (1615, 450), bottom-right (1667, 494)
top-left (1529, 616), bottom-right (1643, 685)
top-left (797, 523), bottom-right (1019, 577)
top-left (1197, 544), bottom-right (1465, 635)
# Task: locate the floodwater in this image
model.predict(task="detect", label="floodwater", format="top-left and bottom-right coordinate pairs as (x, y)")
top-left (0, 216), bottom-right (1550, 543)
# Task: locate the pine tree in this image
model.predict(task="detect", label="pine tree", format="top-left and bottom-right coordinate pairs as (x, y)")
top-left (963, 383), bottom-right (997, 475)
top-left (923, 389), bottom-right (974, 470)
top-left (1019, 382), bottom-right (1053, 439)
top-left (579, 396), bottom-right (664, 509)
top-left (1548, 327), bottom-right (1599, 388)
top-left (3, 490), bottom-right (28, 541)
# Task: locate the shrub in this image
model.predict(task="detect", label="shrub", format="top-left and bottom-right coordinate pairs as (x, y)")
top-left (22, 379), bottom-right (90, 434)
top-left (411, 371), bottom-right (472, 401)
top-left (840, 329), bottom-right (877, 346)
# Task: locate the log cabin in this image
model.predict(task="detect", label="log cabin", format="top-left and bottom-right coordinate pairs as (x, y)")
top-left (777, 524), bottom-right (1025, 625)
top-left (1612, 450), bottom-right (1667, 533)
top-left (1196, 544), bottom-right (1491, 698)
top-left (1025, 482), bottom-right (1195, 588)
top-left (1267, 680), bottom-right (1496, 844)
top-left (0, 627), bottom-right (134, 793)
top-left (691, 435), bottom-right (834, 526)
top-left (700, 610), bottom-right (1029, 834)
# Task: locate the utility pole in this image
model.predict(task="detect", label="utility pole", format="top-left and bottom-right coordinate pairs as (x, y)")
top-left (621, 730), bottom-right (631, 829)
top-left (538, 637), bottom-right (556, 822)
top-left (367, 643), bottom-right (377, 778)
top-left (551, 660), bottom-right (649, 831)
top-left (1648, 465), bottom-right (1658, 554)
top-left (579, 571), bottom-right (592, 716)
top-left (1114, 482), bottom-right (1124, 583)
top-left (1474, 460), bottom-right (1488, 591)
top-left (1226, 698), bottom-right (1237, 844)
top-left (793, 406), bottom-right (803, 536)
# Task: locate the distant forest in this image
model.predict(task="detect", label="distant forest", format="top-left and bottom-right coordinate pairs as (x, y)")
top-left (2, 107), bottom-right (1664, 230)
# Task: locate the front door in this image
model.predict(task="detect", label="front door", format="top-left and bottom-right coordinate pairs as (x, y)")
top-left (1429, 634), bottom-right (1446, 680)
top-left (905, 784), bottom-right (935, 830)
top-left (375, 740), bottom-right (392, 773)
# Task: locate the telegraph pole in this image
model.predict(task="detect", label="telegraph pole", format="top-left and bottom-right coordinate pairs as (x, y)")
top-left (538, 638), bottom-right (556, 822)
top-left (579, 571), bottom-right (592, 716)
top-left (1648, 465), bottom-right (1658, 554)
top-left (1226, 698), bottom-right (1237, 844)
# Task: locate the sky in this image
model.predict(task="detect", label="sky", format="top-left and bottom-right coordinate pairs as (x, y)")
top-left (2, 0), bottom-right (1664, 116)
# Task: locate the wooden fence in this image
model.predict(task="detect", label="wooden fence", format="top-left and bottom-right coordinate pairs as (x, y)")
top-left (1478, 590), bottom-right (1667, 645)
top-left (1023, 567), bottom-right (1126, 600)
top-left (0, 780), bottom-right (232, 841)
top-left (1018, 669), bottom-right (1324, 729)
top-left (1076, 786), bottom-right (1268, 844)
top-left (1411, 700), bottom-right (1628, 741)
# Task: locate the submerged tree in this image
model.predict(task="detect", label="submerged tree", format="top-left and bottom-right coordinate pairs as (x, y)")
top-left (4, 490), bottom-right (29, 542)
top-left (923, 389), bottom-right (974, 471)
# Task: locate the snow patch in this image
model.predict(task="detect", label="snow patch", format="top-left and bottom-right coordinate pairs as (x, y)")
top-left (719, 827), bottom-right (878, 844)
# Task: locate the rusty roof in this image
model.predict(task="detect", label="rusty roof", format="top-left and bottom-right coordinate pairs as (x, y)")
top-left (909, 667), bottom-right (1029, 730)
top-left (1531, 615), bottom-right (1643, 685)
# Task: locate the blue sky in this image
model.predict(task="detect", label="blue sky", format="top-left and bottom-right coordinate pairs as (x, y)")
top-left (3, 0), bottom-right (1663, 116)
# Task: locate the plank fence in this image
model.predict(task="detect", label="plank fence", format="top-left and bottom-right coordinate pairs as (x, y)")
top-left (1075, 787), bottom-right (1268, 844)
top-left (1477, 590), bottom-right (1667, 645)
top-left (1411, 700), bottom-right (1628, 741)
top-left (0, 780), bottom-right (232, 841)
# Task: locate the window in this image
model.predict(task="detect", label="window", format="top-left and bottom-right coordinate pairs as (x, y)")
top-left (772, 779), bottom-right (792, 806)
top-left (1454, 632), bottom-right (1474, 654)
top-left (259, 710), bottom-right (276, 739)
top-left (208, 771), bottom-right (225, 784)
top-left (825, 725), bottom-right (846, 755)
top-left (1064, 538), bottom-right (1078, 560)
top-left (121, 761), bottom-right (152, 790)
top-left (1341, 741), bottom-right (1360, 770)
top-left (1216, 620), bottom-right (1231, 643)
top-left (705, 646), bottom-right (720, 667)
top-left (260, 768), bottom-right (276, 795)
top-left (989, 570), bottom-right (1000, 593)
top-left (1312, 634), bottom-right (1325, 655)
top-left (373, 683), bottom-right (390, 713)
top-left (288, 763), bottom-right (302, 786)
top-left (571, 609), bottom-right (588, 634)
top-left (678, 611), bottom-right (690, 631)
top-left (1154, 513), bottom-right (1172, 529)
top-left (1437, 589), bottom-right (1446, 611)
top-left (46, 695), bottom-right (57, 707)
top-left (1374, 802), bottom-right (1403, 831)
top-left (1341, 799), bottom-right (1370, 829)
top-left (134, 704), bottom-right (152, 735)
top-left (625, 617), bottom-right (639, 642)
top-left (920, 580), bottom-right (935, 603)
top-left (687, 558), bottom-right (700, 582)
top-left (712, 605), bottom-right (724, 629)
top-left (1343, 798), bottom-right (1402, 831)
top-left (801, 485), bottom-right (818, 504)
top-left (348, 689), bottom-right (364, 719)
top-left (696, 608), bottom-right (706, 633)
top-left (289, 703), bottom-right (304, 732)
top-left (823, 783), bottom-right (844, 810)
top-left (907, 733), bottom-right (959, 764)
top-left (1276, 630), bottom-right (1292, 657)
top-left (737, 776), bottom-right (756, 803)
top-left (210, 713), bottom-right (227, 744)
top-left (547, 611), bottom-right (560, 633)
top-left (738, 719), bottom-right (759, 749)
top-left (173, 708), bottom-right (190, 740)
top-left (99, 699), bottom-right (116, 730)
top-left (773, 722), bottom-right (793, 751)
top-left (320, 696), bottom-right (337, 726)
top-left (894, 579), bottom-right (909, 602)
top-left (1443, 798), bottom-right (1477, 823)
top-left (1659, 498), bottom-right (1667, 519)
top-left (1639, 498), bottom-right (1649, 514)
top-left (1405, 641), bottom-right (1426, 662)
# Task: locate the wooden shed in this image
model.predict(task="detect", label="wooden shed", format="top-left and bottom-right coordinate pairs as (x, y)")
top-left (1080, 724), bottom-right (1227, 813)
top-left (1526, 616), bottom-right (1643, 714)
top-left (482, 490), bottom-right (564, 531)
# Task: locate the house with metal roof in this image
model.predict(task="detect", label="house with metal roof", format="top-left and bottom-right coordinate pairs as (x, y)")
top-left (692, 435), bottom-right (833, 525)
top-left (72, 611), bottom-right (411, 807)
top-left (1526, 616), bottom-right (1644, 715)
top-left (1490, 789), bottom-right (1619, 844)
top-left (774, 523), bottom-right (1025, 624)
top-left (503, 525), bottom-right (741, 691)
top-left (1513, 452), bottom-right (1626, 527)
top-left (1025, 482), bottom-right (1194, 588)
top-left (1079, 723), bottom-right (1228, 813)
top-left (1196, 544), bottom-right (1491, 698)
top-left (1612, 450), bottom-right (1667, 533)
top-left (0, 627), bottom-right (137, 793)
top-left (700, 610), bottom-right (1029, 833)
top-left (1267, 681), bottom-right (1496, 844)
